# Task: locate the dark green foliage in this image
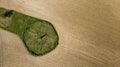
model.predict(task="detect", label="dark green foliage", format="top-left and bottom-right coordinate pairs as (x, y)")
top-left (4, 10), bottom-right (14, 17)
top-left (0, 8), bottom-right (59, 56)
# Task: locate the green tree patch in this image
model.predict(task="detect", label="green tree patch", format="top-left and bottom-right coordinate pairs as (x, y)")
top-left (0, 8), bottom-right (59, 56)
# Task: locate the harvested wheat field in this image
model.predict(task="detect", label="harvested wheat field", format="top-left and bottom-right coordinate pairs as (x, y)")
top-left (0, 0), bottom-right (120, 67)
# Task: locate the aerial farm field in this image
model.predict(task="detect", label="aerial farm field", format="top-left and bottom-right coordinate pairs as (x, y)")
top-left (0, 0), bottom-right (120, 67)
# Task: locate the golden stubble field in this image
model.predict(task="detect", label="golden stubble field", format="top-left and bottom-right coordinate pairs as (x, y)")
top-left (0, 0), bottom-right (120, 67)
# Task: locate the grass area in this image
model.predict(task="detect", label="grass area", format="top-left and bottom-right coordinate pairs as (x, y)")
top-left (0, 8), bottom-right (59, 56)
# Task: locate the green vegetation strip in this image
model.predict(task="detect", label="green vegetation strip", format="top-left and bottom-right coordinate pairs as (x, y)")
top-left (0, 8), bottom-right (59, 56)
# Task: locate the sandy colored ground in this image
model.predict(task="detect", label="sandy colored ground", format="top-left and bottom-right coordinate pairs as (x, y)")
top-left (0, 0), bottom-right (120, 67)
